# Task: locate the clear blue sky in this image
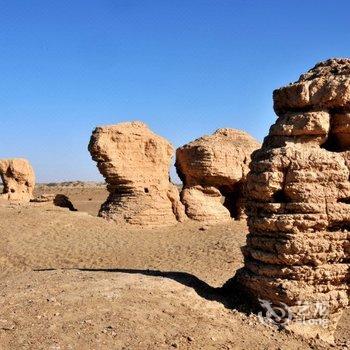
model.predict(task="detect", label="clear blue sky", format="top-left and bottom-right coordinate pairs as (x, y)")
top-left (1, 0), bottom-right (349, 182)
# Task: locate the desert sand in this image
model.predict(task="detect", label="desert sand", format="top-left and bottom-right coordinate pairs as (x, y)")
top-left (0, 183), bottom-right (348, 349)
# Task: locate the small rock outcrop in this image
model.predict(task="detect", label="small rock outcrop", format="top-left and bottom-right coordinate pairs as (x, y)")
top-left (0, 158), bottom-right (35, 203)
top-left (176, 129), bottom-right (260, 222)
top-left (88, 121), bottom-right (185, 226)
top-left (236, 59), bottom-right (350, 342)
top-left (32, 194), bottom-right (77, 211)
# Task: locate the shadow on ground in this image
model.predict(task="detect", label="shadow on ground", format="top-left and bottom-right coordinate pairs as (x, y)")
top-left (34, 267), bottom-right (254, 314)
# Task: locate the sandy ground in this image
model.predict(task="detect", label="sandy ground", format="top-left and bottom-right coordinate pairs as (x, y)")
top-left (0, 185), bottom-right (348, 349)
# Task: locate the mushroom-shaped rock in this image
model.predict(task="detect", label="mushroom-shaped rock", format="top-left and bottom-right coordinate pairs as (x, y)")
top-left (0, 158), bottom-right (35, 203)
top-left (236, 58), bottom-right (350, 342)
top-left (175, 128), bottom-right (260, 222)
top-left (88, 121), bottom-right (185, 226)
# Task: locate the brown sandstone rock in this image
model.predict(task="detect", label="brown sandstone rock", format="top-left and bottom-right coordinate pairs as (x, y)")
top-left (88, 121), bottom-right (185, 226)
top-left (273, 58), bottom-right (350, 114)
top-left (181, 185), bottom-right (231, 222)
top-left (236, 58), bottom-right (350, 342)
top-left (176, 128), bottom-right (260, 222)
top-left (0, 158), bottom-right (35, 203)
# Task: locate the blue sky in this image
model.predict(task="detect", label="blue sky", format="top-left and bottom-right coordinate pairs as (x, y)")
top-left (1, 0), bottom-right (350, 182)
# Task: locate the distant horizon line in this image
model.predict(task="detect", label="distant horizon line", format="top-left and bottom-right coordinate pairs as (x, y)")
top-left (0, 180), bottom-right (183, 186)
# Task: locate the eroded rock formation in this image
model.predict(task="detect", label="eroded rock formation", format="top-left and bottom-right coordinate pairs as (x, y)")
top-left (236, 59), bottom-right (350, 342)
top-left (0, 158), bottom-right (35, 203)
top-left (176, 128), bottom-right (260, 222)
top-left (88, 121), bottom-right (185, 226)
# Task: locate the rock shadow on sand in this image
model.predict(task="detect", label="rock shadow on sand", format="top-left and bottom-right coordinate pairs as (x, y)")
top-left (34, 267), bottom-right (252, 314)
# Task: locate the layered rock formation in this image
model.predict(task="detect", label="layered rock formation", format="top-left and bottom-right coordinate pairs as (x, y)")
top-left (176, 129), bottom-right (260, 222)
top-left (0, 158), bottom-right (35, 203)
top-left (88, 121), bottom-right (185, 226)
top-left (236, 59), bottom-right (350, 342)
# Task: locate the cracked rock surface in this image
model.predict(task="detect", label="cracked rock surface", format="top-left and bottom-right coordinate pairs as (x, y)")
top-left (237, 58), bottom-right (350, 342)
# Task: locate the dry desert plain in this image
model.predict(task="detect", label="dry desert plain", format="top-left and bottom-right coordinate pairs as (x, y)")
top-left (0, 183), bottom-right (348, 350)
